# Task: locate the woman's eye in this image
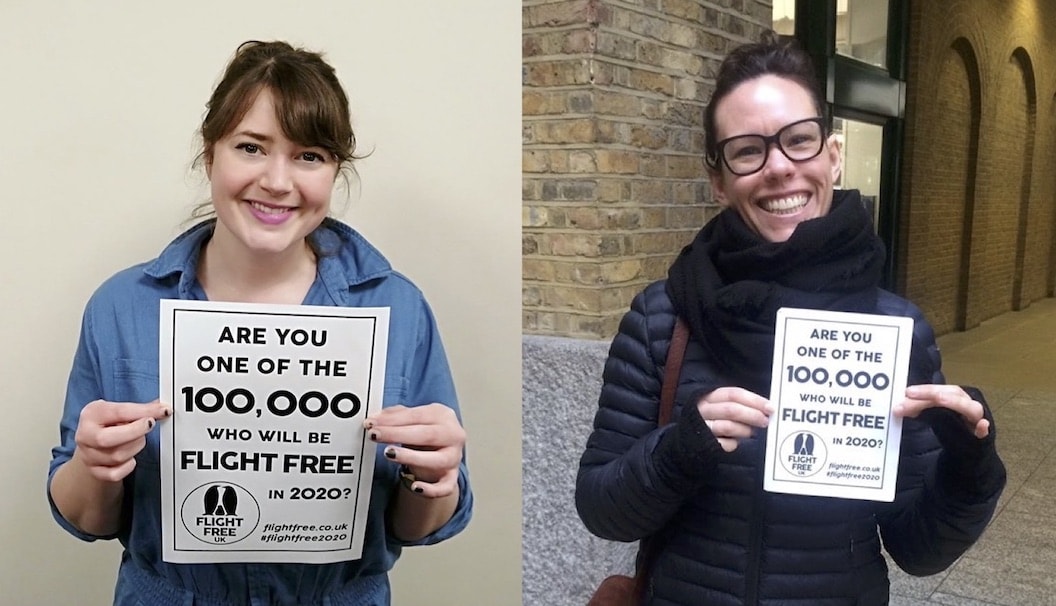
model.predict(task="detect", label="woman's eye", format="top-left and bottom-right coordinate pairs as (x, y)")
top-left (300, 151), bottom-right (326, 163)
top-left (236, 143), bottom-right (260, 155)
top-left (731, 145), bottom-right (762, 159)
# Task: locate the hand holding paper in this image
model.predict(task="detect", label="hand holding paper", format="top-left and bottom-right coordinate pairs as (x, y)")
top-left (367, 404), bottom-right (465, 497)
top-left (895, 384), bottom-right (991, 439)
top-left (695, 387), bottom-right (773, 452)
top-left (52, 399), bottom-right (172, 536)
top-left (73, 399), bottom-right (172, 482)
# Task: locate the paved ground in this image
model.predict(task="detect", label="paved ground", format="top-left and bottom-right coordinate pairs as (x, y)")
top-left (889, 297), bottom-right (1056, 605)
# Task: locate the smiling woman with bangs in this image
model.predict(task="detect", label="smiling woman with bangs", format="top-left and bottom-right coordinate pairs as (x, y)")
top-left (47, 40), bottom-right (472, 606)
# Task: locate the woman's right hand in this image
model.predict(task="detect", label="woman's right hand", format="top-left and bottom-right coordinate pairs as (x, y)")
top-left (696, 387), bottom-right (773, 452)
top-left (72, 399), bottom-right (171, 483)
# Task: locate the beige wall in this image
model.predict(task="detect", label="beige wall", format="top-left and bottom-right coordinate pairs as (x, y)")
top-left (0, 2), bottom-right (521, 604)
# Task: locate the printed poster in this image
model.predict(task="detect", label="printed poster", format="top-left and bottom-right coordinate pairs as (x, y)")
top-left (763, 307), bottom-right (913, 502)
top-left (159, 300), bottom-right (388, 563)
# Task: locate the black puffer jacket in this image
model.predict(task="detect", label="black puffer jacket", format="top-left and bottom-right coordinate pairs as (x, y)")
top-left (577, 281), bottom-right (1005, 605)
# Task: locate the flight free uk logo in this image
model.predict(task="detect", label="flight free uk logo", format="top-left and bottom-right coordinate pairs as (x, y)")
top-left (779, 430), bottom-right (827, 477)
top-left (182, 481), bottom-right (261, 544)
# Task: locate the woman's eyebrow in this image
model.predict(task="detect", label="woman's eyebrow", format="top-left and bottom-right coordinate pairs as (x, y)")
top-left (232, 130), bottom-right (273, 142)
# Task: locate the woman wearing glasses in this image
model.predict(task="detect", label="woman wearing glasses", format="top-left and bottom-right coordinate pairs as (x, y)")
top-left (576, 36), bottom-right (1005, 605)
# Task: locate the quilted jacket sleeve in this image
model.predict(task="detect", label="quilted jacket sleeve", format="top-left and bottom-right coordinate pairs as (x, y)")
top-left (876, 294), bottom-right (1006, 575)
top-left (575, 283), bottom-right (724, 542)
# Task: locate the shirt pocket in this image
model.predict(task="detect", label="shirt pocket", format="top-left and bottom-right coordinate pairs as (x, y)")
top-left (113, 358), bottom-right (161, 466)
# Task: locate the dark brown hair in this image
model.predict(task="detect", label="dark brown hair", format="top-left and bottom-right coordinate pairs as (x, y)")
top-left (193, 41), bottom-right (360, 219)
top-left (201, 40), bottom-right (355, 162)
top-left (704, 33), bottom-right (826, 169)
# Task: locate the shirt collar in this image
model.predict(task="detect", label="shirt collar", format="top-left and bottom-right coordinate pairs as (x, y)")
top-left (142, 218), bottom-right (393, 299)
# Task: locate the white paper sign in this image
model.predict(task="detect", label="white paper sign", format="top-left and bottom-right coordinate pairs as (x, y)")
top-left (159, 300), bottom-right (388, 563)
top-left (763, 307), bottom-right (913, 502)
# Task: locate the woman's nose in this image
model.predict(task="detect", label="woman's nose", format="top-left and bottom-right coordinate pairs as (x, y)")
top-left (761, 141), bottom-right (794, 177)
top-left (259, 157), bottom-right (293, 194)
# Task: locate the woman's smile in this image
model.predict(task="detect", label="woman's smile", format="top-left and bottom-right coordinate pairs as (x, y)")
top-left (247, 200), bottom-right (296, 225)
top-left (756, 193), bottom-right (809, 215)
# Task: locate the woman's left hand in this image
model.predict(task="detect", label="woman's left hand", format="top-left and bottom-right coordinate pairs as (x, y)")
top-left (894, 384), bottom-right (990, 439)
top-left (364, 404), bottom-right (465, 498)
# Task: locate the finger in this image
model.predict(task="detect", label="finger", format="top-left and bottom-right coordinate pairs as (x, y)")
top-left (974, 418), bottom-right (991, 439)
top-left (150, 401), bottom-right (173, 419)
top-left (899, 385), bottom-right (984, 424)
top-left (715, 437), bottom-right (739, 453)
top-left (86, 456), bottom-right (138, 483)
top-left (364, 405), bottom-right (407, 429)
top-left (370, 424), bottom-right (466, 451)
top-left (705, 419), bottom-right (758, 442)
top-left (904, 385), bottom-right (977, 414)
top-left (403, 467), bottom-right (459, 498)
top-left (892, 397), bottom-right (926, 419)
top-left (698, 400), bottom-right (770, 429)
top-left (80, 436), bottom-right (149, 469)
top-left (83, 400), bottom-right (169, 427)
top-left (365, 405), bottom-right (466, 452)
top-left (82, 417), bottom-right (158, 450)
top-left (383, 446), bottom-right (462, 481)
top-left (704, 387), bottom-right (772, 415)
top-left (366, 403), bottom-right (458, 429)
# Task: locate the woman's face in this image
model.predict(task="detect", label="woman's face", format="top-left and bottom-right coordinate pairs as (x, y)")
top-left (207, 88), bottom-right (337, 259)
top-left (710, 75), bottom-right (841, 243)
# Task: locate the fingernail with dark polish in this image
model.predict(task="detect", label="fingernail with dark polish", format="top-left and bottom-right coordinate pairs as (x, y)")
top-left (413, 486), bottom-right (424, 494)
top-left (370, 432), bottom-right (378, 441)
top-left (384, 447), bottom-right (396, 459)
top-left (147, 419), bottom-right (155, 430)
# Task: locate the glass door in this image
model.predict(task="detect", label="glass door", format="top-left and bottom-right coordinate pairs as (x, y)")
top-left (773, 0), bottom-right (907, 289)
top-left (833, 116), bottom-right (884, 229)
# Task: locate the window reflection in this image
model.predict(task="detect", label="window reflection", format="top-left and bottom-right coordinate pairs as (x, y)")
top-left (836, 0), bottom-right (889, 68)
top-left (773, 0), bottom-right (796, 35)
top-left (833, 117), bottom-right (884, 228)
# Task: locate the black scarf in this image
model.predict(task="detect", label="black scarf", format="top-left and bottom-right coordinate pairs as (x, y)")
top-left (666, 189), bottom-right (886, 397)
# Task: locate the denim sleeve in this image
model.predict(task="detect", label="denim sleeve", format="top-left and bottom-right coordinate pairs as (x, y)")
top-left (391, 297), bottom-right (473, 547)
top-left (47, 301), bottom-right (119, 542)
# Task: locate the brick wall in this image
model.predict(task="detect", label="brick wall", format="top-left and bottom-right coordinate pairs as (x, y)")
top-left (524, 0), bottom-right (1056, 339)
top-left (901, 47), bottom-right (975, 333)
top-left (900, 0), bottom-right (1056, 332)
top-left (523, 0), bottom-right (771, 339)
top-left (1047, 100), bottom-right (1056, 297)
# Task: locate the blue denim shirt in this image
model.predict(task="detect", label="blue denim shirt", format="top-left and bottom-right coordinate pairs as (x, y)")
top-left (48, 219), bottom-right (472, 606)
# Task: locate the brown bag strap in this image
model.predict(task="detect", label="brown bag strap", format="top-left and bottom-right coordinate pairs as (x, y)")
top-left (658, 317), bottom-right (689, 426)
top-left (632, 316), bottom-right (690, 602)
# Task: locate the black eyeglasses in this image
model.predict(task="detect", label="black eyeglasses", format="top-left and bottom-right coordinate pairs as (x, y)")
top-left (708, 117), bottom-right (828, 176)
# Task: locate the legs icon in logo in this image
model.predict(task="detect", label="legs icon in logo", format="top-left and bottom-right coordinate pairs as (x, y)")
top-left (221, 485), bottom-right (238, 516)
top-left (793, 433), bottom-right (815, 456)
top-left (203, 485), bottom-right (219, 515)
top-left (203, 485), bottom-right (240, 516)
